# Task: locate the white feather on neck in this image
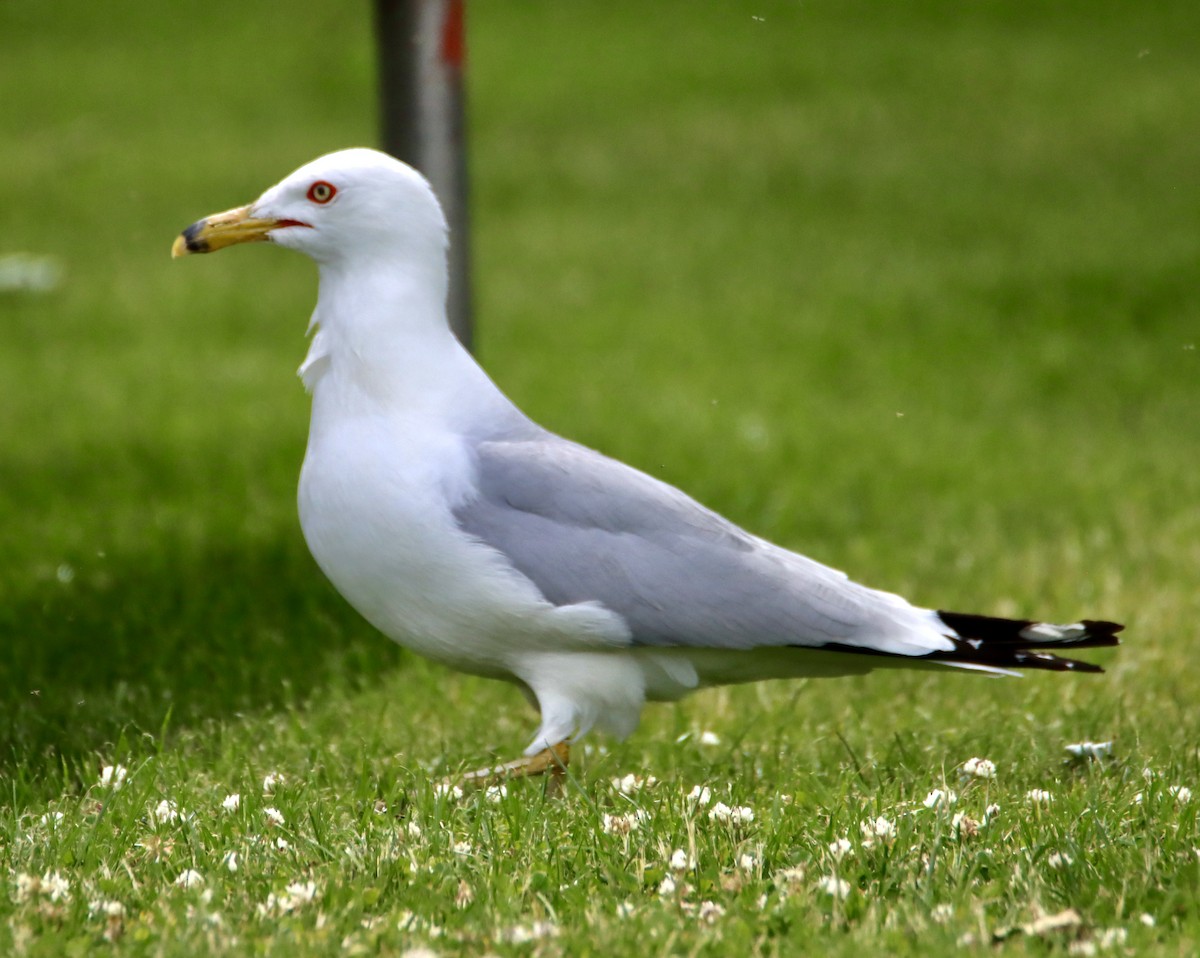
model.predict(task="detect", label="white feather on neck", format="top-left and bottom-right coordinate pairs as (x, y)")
top-left (299, 256), bottom-right (524, 440)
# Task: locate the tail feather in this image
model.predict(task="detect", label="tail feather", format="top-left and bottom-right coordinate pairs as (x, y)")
top-left (932, 610), bottom-right (1123, 673)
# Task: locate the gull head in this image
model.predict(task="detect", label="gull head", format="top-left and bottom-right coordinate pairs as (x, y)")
top-left (171, 148), bottom-right (447, 270)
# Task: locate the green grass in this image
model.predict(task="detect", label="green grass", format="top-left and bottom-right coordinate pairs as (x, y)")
top-left (2, 0), bottom-right (1198, 953)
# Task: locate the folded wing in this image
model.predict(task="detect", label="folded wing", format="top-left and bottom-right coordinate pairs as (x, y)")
top-left (454, 435), bottom-right (956, 658)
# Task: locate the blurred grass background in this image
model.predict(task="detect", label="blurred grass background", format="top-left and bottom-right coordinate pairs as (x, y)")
top-left (1, 0), bottom-right (1197, 818)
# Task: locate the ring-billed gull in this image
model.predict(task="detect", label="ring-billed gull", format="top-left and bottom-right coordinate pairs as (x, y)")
top-left (172, 148), bottom-right (1122, 785)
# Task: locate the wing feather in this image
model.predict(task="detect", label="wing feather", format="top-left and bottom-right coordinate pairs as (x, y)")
top-left (454, 436), bottom-right (948, 655)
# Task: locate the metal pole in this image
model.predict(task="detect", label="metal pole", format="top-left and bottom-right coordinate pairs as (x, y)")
top-left (375, 0), bottom-right (473, 351)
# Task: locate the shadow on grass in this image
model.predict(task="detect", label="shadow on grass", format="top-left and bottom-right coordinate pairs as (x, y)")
top-left (0, 534), bottom-right (403, 800)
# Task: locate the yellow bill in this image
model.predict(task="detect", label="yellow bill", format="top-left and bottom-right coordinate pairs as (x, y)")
top-left (171, 205), bottom-right (301, 258)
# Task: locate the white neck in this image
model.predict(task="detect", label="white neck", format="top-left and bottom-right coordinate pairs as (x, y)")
top-left (300, 257), bottom-right (527, 438)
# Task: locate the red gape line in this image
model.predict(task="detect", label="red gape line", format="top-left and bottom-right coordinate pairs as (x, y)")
top-left (441, 0), bottom-right (465, 69)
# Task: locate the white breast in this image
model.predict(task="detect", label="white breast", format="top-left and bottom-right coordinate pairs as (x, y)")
top-left (297, 410), bottom-right (630, 680)
top-left (300, 413), bottom-right (504, 669)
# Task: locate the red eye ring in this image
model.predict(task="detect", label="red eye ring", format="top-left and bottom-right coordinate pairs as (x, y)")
top-left (307, 181), bottom-right (337, 204)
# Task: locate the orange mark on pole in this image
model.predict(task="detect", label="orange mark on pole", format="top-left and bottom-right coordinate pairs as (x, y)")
top-left (441, 0), bottom-right (465, 68)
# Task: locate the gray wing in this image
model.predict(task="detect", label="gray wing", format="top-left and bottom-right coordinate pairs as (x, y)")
top-left (454, 435), bottom-right (937, 652)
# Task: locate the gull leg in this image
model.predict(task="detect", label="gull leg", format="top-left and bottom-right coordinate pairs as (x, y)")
top-left (451, 741), bottom-right (571, 794)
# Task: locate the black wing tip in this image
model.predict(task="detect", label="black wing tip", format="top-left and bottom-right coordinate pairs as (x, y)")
top-left (798, 613), bottom-right (1122, 675)
top-left (926, 639), bottom-right (1111, 674)
top-left (1079, 619), bottom-right (1124, 646)
top-left (1000, 649), bottom-right (1106, 674)
top-left (937, 611), bottom-right (1124, 648)
top-left (811, 640), bottom-right (1109, 674)
top-left (932, 610), bottom-right (1123, 673)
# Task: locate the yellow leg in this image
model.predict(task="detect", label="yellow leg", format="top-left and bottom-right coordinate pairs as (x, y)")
top-left (453, 741), bottom-right (571, 795)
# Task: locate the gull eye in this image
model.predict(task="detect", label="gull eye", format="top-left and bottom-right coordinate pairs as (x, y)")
top-left (306, 181), bottom-right (336, 204)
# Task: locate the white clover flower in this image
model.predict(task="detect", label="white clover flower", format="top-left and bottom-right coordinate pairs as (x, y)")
top-left (1047, 851), bottom-right (1073, 869)
top-left (14, 873), bottom-right (37, 903)
top-left (262, 772), bottom-right (285, 794)
top-left (962, 757), bottom-right (997, 779)
top-left (433, 782), bottom-right (463, 800)
top-left (1139, 913), bottom-right (1156, 927)
top-left (152, 800), bottom-right (180, 825)
top-left (657, 874), bottom-right (677, 896)
top-left (611, 773), bottom-right (657, 795)
top-left (263, 806), bottom-right (285, 826)
top-left (951, 813), bottom-right (980, 837)
top-left (984, 803), bottom-right (1001, 821)
top-left (817, 875), bottom-right (851, 899)
top-left (1064, 741), bottom-right (1113, 760)
top-left (669, 848), bottom-right (695, 871)
top-left (275, 837), bottom-right (290, 850)
top-left (484, 785), bottom-right (507, 803)
top-left (773, 865), bottom-right (806, 897)
top-left (931, 903), bottom-right (954, 923)
top-left (1026, 789), bottom-right (1054, 806)
top-left (502, 921), bottom-right (558, 944)
top-left (737, 852), bottom-right (758, 872)
top-left (602, 812), bottom-right (640, 836)
top-left (708, 801), bottom-right (732, 821)
top-left (223, 851), bottom-right (239, 873)
top-left (699, 731), bottom-right (722, 746)
top-left (1097, 928), bottom-right (1128, 949)
top-left (197, 909), bottom-right (222, 929)
top-left (40, 811), bottom-right (64, 827)
top-left (174, 870), bottom-right (205, 889)
top-left (405, 820), bottom-right (423, 839)
top-left (616, 901), bottom-right (635, 919)
top-left (1170, 785), bottom-right (1192, 804)
top-left (1142, 767), bottom-right (1156, 782)
top-left (19, 871), bottom-right (71, 904)
top-left (697, 900), bottom-right (726, 924)
top-left (259, 880), bottom-right (319, 916)
top-left (452, 840), bottom-right (473, 856)
top-left (861, 815), bottom-right (896, 843)
top-left (286, 881), bottom-right (318, 904)
top-left (828, 837), bottom-right (852, 860)
top-left (923, 788), bottom-right (958, 809)
top-left (686, 785), bottom-right (712, 806)
top-left (90, 899), bottom-right (125, 919)
top-left (1134, 792), bottom-right (1144, 805)
top-left (221, 793), bottom-right (241, 813)
top-left (99, 765), bottom-right (128, 790)
top-left (708, 802), bottom-right (754, 825)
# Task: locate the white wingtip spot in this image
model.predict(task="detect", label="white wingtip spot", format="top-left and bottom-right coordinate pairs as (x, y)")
top-left (1019, 622), bottom-right (1088, 643)
top-left (939, 661), bottom-right (1021, 678)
